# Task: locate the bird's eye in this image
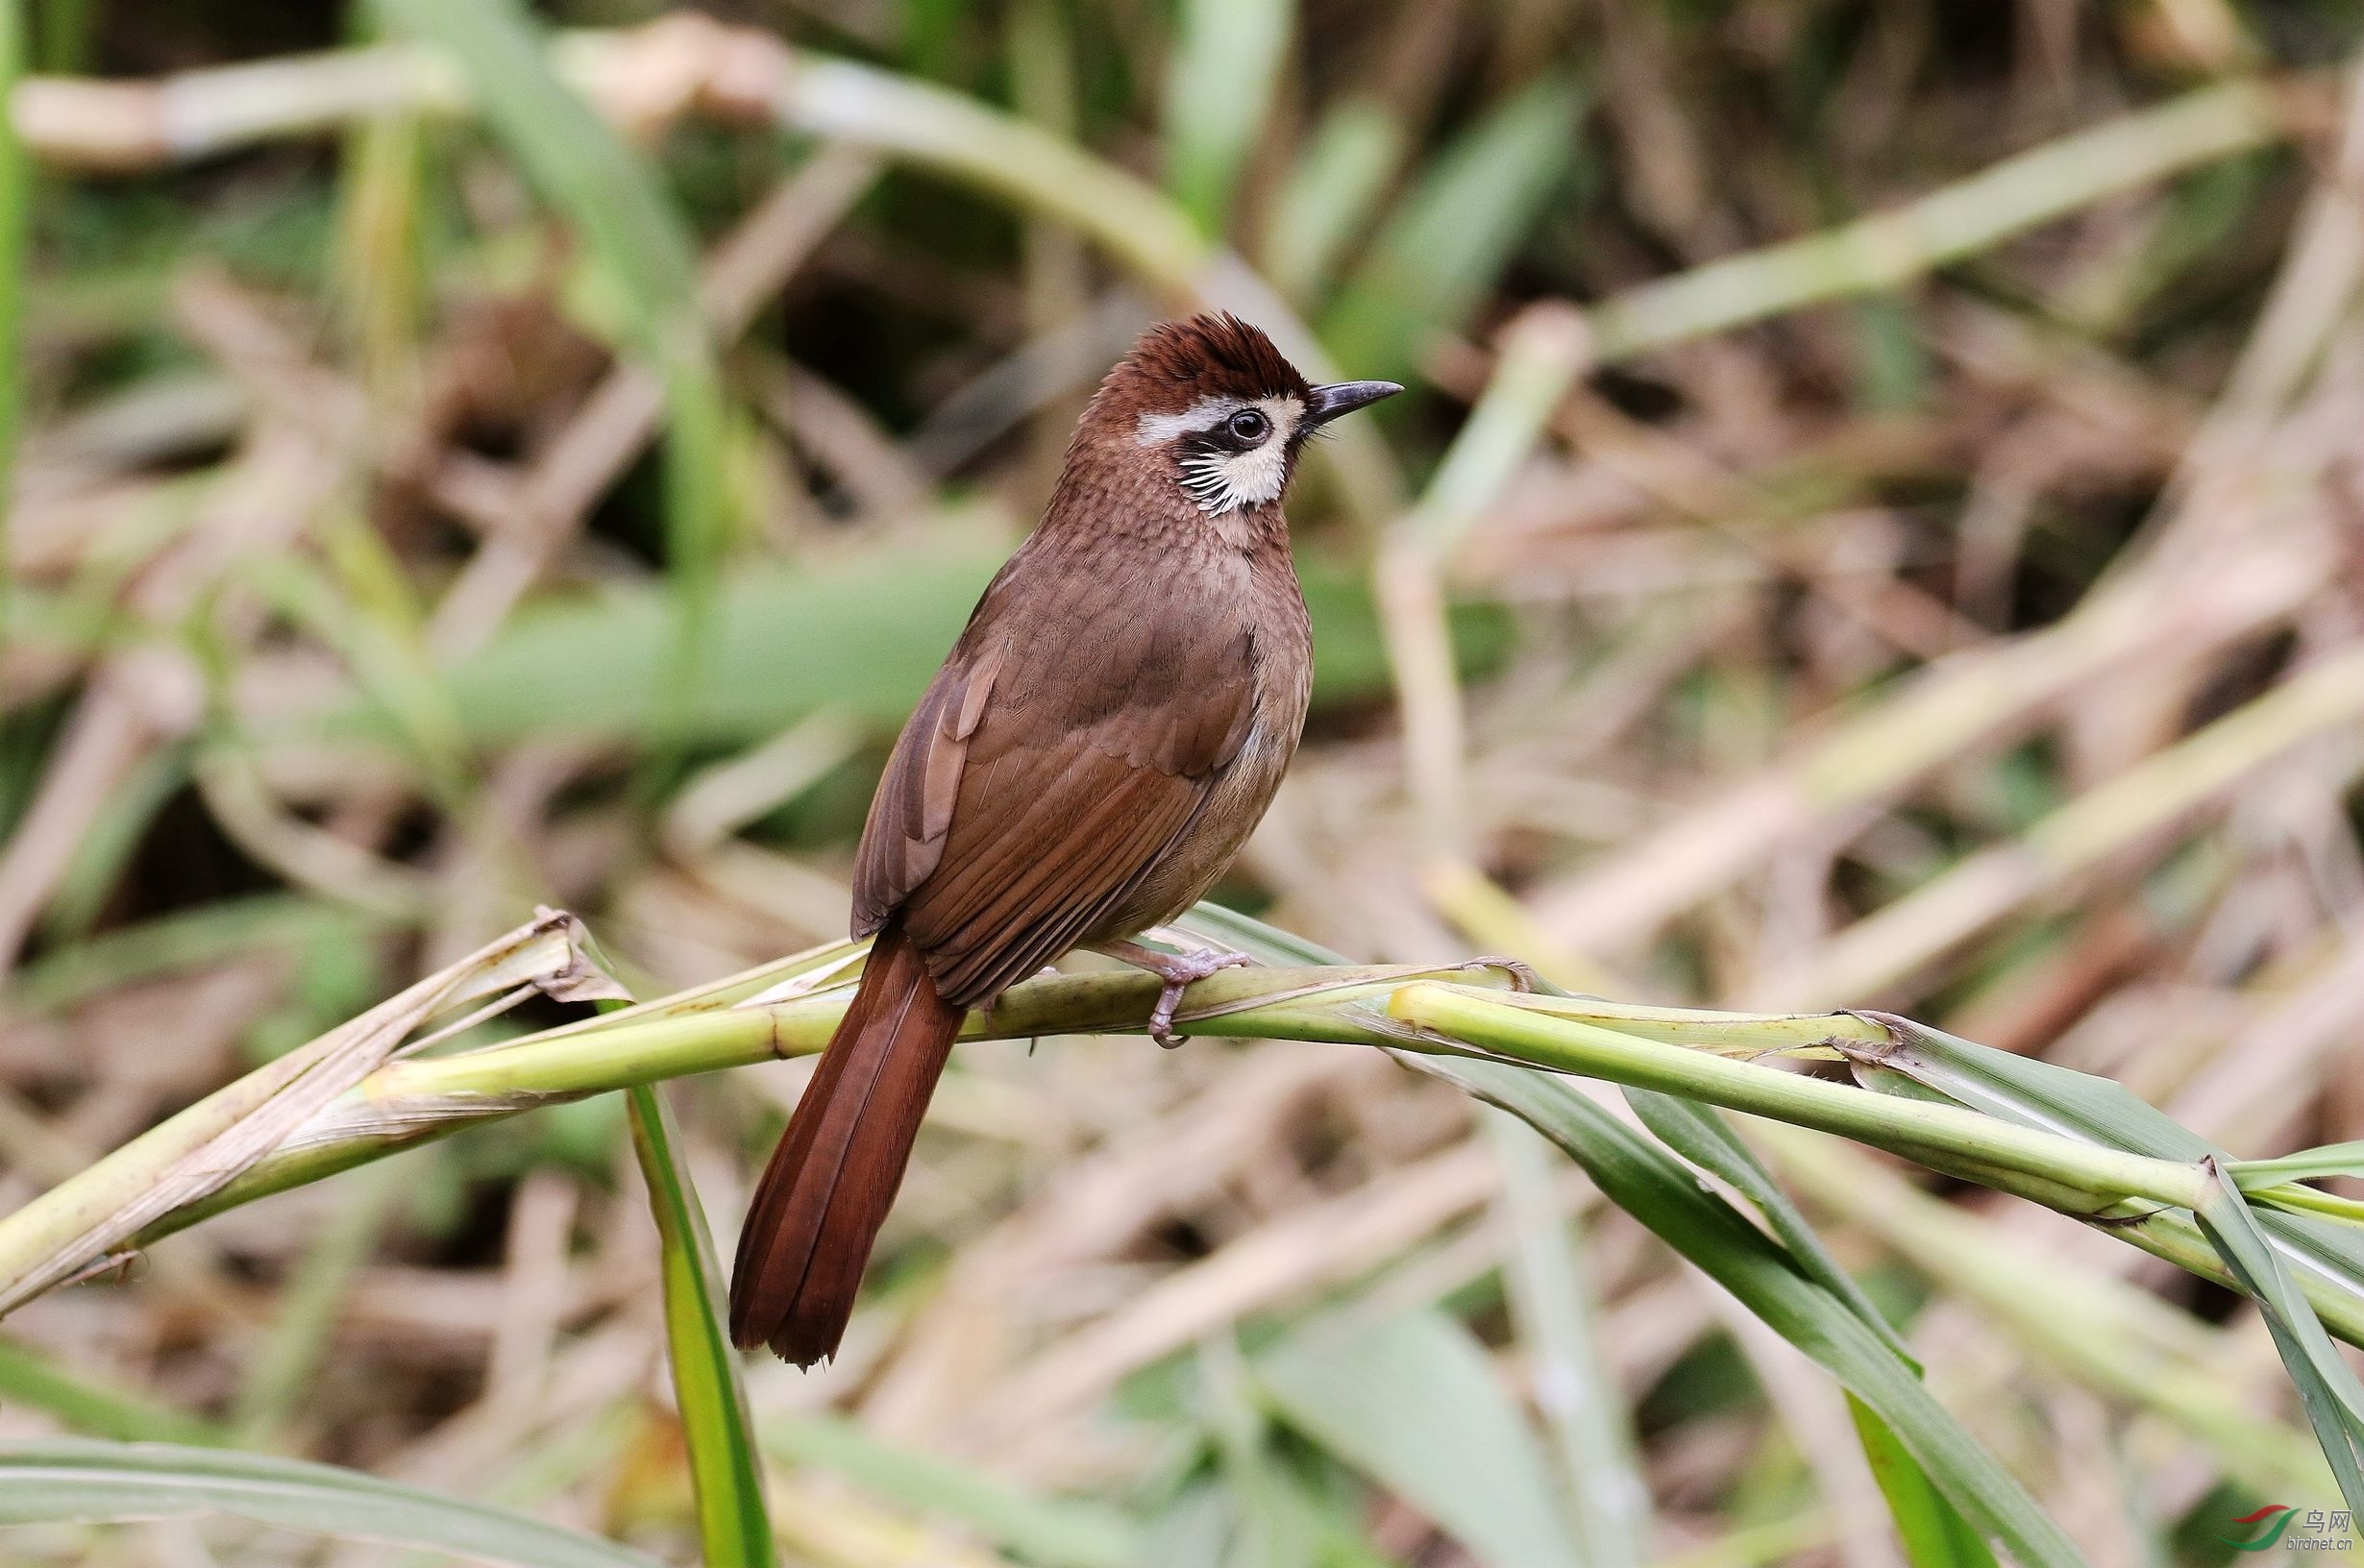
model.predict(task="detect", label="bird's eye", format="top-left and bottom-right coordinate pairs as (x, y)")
top-left (1225, 408), bottom-right (1270, 444)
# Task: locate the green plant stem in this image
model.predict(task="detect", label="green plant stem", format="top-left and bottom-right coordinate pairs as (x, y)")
top-left (0, 913), bottom-right (607, 1316)
top-left (8, 944), bottom-right (2184, 1285)
top-left (12, 928), bottom-right (2361, 1378)
top-left (1465, 990), bottom-right (1884, 1055)
top-left (113, 959), bottom-right (1496, 1249)
top-left (1387, 983), bottom-right (2216, 1211)
top-left (0, 918), bottom-right (2358, 1499)
top-left (1585, 79), bottom-right (2291, 360)
top-left (1765, 1127), bottom-right (2335, 1498)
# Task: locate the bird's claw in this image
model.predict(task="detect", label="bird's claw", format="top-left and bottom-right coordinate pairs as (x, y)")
top-left (1099, 941), bottom-right (1253, 1047)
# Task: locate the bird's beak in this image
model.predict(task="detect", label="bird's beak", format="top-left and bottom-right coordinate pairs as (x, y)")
top-left (1303, 380), bottom-right (1404, 428)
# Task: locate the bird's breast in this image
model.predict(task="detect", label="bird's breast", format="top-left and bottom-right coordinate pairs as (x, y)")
top-left (1091, 552), bottom-right (1311, 938)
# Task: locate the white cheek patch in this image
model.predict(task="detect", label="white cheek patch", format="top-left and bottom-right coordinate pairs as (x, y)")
top-left (1139, 395), bottom-right (1305, 515)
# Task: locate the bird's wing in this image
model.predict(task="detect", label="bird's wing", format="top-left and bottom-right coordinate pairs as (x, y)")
top-left (850, 541), bottom-right (1259, 1005)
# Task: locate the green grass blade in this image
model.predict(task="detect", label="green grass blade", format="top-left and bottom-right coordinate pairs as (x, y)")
top-left (0, 1342), bottom-right (229, 1447)
top-left (1854, 1014), bottom-right (2216, 1157)
top-left (0, 1438), bottom-right (664, 1567)
top-left (2192, 1168), bottom-right (2364, 1516)
top-left (1162, 0), bottom-right (1293, 235)
top-left (1624, 1090), bottom-right (1916, 1368)
top-left (1263, 98), bottom-right (1406, 304)
top-left (1848, 1395), bottom-right (2000, 1568)
top-left (1179, 906), bottom-right (2081, 1568)
top-left (1199, 1335), bottom-right (1333, 1568)
top-left (627, 1084), bottom-right (776, 1568)
top-left (1859, 1017), bottom-right (2364, 1343)
top-left (1490, 1113), bottom-right (1650, 1568)
top-left (1320, 75), bottom-right (1588, 380)
top-left (1769, 1131), bottom-right (2338, 1501)
top-left (1256, 1307), bottom-right (1587, 1568)
top-left (10, 894), bottom-right (361, 1017)
top-left (283, 547), bottom-right (1508, 750)
top-left (2248, 1185), bottom-right (2364, 1224)
top-left (762, 1415), bottom-right (1138, 1568)
top-left (1417, 1059), bottom-right (2087, 1568)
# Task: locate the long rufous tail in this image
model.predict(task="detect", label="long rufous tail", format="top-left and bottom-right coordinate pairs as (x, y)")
top-left (728, 920), bottom-right (963, 1365)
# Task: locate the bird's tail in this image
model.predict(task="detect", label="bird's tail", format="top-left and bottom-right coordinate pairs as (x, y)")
top-left (728, 920), bottom-right (963, 1365)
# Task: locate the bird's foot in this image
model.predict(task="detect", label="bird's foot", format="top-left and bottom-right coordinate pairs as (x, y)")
top-left (1094, 939), bottom-right (1254, 1047)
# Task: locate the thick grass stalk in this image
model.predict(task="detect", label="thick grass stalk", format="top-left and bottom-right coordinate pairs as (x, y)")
top-left (5, 934), bottom-right (2312, 1329)
top-left (0, 944), bottom-right (2283, 1324)
top-left (10, 906), bottom-right (2364, 1529)
top-left (111, 959), bottom-right (1510, 1252)
top-left (1387, 983), bottom-right (2215, 1211)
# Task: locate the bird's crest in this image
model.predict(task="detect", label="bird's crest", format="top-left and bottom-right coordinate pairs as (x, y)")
top-left (1115, 312), bottom-right (1312, 409)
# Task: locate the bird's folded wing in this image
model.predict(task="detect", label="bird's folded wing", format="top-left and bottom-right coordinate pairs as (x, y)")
top-left (850, 565), bottom-right (1260, 1006)
top-left (903, 738), bottom-right (1212, 1003)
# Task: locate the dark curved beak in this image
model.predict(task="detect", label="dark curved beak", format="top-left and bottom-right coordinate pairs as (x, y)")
top-left (1304, 380), bottom-right (1403, 428)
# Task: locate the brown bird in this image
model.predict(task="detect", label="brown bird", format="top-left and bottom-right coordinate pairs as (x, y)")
top-left (728, 313), bottom-right (1399, 1365)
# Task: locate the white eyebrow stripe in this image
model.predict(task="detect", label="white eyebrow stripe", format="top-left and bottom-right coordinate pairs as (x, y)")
top-left (1134, 395), bottom-right (1246, 447)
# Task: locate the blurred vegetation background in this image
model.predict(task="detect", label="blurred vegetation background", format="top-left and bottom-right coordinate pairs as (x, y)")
top-left (3, 0), bottom-right (2364, 1563)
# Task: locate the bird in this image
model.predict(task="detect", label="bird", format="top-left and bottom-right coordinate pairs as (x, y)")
top-left (727, 312), bottom-right (1400, 1366)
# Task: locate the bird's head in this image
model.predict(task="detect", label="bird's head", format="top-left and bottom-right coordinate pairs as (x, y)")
top-left (1075, 313), bottom-right (1399, 528)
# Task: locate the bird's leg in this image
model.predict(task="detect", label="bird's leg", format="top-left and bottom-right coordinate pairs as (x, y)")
top-left (1093, 938), bottom-right (1253, 1047)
